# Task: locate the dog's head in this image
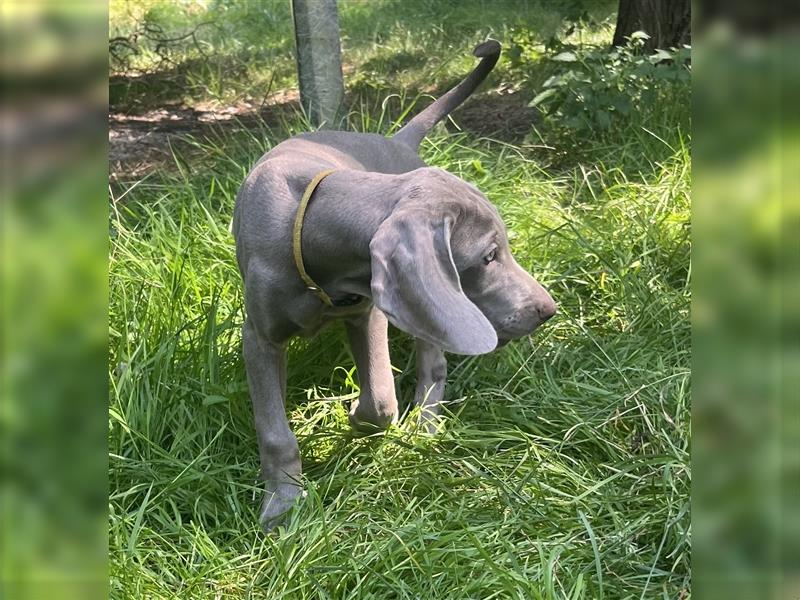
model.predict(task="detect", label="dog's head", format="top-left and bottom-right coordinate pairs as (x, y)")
top-left (370, 168), bottom-right (556, 355)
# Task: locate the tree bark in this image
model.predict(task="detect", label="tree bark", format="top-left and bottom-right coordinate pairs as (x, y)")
top-left (612, 0), bottom-right (691, 51)
top-left (292, 0), bottom-right (345, 129)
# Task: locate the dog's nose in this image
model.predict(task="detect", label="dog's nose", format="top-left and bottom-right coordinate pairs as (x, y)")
top-left (537, 298), bottom-right (557, 322)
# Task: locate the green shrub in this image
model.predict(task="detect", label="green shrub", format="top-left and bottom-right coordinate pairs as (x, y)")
top-left (526, 32), bottom-right (690, 135)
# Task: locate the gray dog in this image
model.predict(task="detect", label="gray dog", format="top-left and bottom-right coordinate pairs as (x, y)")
top-left (233, 40), bottom-right (556, 526)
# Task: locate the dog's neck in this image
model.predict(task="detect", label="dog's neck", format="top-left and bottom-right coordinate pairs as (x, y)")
top-left (300, 170), bottom-right (407, 300)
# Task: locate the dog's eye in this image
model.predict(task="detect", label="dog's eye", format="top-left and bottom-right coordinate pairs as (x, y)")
top-left (483, 248), bottom-right (497, 265)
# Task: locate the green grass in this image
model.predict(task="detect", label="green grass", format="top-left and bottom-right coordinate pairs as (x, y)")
top-left (109, 3), bottom-right (690, 598)
top-left (109, 0), bottom-right (616, 111)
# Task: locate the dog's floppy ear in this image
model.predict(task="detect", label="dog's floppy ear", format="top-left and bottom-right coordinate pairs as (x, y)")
top-left (370, 207), bottom-right (497, 355)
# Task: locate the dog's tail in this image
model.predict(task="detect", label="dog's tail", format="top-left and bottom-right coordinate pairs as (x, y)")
top-left (392, 40), bottom-right (501, 152)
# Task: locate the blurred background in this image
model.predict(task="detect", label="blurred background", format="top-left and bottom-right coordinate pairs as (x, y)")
top-left (692, 5), bottom-right (800, 599)
top-left (0, 0), bottom-right (797, 598)
top-left (2, 2), bottom-right (107, 599)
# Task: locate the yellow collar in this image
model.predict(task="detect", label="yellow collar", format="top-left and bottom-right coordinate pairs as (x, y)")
top-left (293, 170), bottom-right (336, 306)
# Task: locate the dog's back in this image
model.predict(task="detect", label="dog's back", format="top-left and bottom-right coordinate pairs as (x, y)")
top-left (259, 131), bottom-right (425, 175)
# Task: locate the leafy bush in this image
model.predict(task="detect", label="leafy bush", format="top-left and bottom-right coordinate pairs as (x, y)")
top-left (527, 32), bottom-right (690, 134)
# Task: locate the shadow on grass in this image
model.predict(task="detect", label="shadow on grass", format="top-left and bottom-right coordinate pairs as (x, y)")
top-left (359, 50), bottom-right (429, 75)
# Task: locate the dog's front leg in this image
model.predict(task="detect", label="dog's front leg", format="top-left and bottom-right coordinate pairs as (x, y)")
top-left (414, 339), bottom-right (448, 432)
top-left (346, 307), bottom-right (398, 432)
top-left (243, 319), bottom-right (302, 527)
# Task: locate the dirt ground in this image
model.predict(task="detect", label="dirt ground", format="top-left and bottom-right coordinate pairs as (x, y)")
top-left (108, 90), bottom-right (302, 180)
top-left (108, 87), bottom-right (538, 181)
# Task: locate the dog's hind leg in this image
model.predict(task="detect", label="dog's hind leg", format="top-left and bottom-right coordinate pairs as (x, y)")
top-left (346, 307), bottom-right (398, 432)
top-left (242, 318), bottom-right (302, 528)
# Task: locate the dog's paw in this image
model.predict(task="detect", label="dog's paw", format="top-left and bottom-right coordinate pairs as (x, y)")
top-left (348, 398), bottom-right (397, 434)
top-left (259, 484), bottom-right (304, 530)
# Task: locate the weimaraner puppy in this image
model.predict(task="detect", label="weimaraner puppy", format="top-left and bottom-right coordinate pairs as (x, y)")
top-left (233, 40), bottom-right (556, 526)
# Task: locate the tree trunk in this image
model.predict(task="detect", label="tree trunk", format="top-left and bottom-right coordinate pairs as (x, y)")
top-left (612, 0), bottom-right (691, 51)
top-left (292, 0), bottom-right (345, 129)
